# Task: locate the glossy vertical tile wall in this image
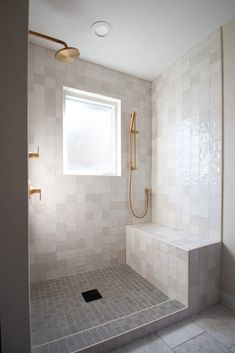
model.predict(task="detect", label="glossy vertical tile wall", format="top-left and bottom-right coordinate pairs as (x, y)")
top-left (151, 29), bottom-right (222, 240)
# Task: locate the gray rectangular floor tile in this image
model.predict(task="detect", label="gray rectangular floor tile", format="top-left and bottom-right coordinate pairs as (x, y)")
top-left (107, 305), bottom-right (235, 353)
top-left (173, 332), bottom-right (230, 353)
top-left (158, 319), bottom-right (204, 348)
top-left (192, 305), bottom-right (235, 348)
top-left (116, 333), bottom-right (173, 353)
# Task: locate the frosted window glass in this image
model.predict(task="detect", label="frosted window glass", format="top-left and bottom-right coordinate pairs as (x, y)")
top-left (63, 89), bottom-right (121, 176)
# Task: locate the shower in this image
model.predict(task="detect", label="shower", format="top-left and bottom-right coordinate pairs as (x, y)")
top-left (29, 30), bottom-right (80, 63)
top-left (128, 110), bottom-right (151, 218)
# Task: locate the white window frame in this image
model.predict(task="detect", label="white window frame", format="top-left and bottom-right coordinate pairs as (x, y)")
top-left (63, 86), bottom-right (121, 176)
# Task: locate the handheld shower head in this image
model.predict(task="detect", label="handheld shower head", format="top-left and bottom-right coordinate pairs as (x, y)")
top-left (129, 110), bottom-right (137, 132)
top-left (29, 30), bottom-right (80, 63)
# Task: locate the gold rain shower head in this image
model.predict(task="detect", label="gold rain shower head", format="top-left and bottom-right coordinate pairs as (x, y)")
top-left (55, 47), bottom-right (80, 63)
top-left (29, 30), bottom-right (80, 63)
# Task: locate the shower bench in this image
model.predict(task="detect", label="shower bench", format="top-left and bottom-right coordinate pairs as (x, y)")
top-left (126, 222), bottom-right (221, 314)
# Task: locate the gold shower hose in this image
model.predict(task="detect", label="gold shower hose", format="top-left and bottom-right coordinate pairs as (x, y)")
top-left (128, 111), bottom-right (150, 218)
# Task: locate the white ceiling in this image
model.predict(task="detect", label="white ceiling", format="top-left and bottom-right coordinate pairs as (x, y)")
top-left (29, 0), bottom-right (235, 81)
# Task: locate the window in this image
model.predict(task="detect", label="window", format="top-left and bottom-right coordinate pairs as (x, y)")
top-left (63, 87), bottom-right (121, 176)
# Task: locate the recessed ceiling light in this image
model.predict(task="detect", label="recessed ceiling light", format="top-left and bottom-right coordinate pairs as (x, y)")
top-left (91, 21), bottom-right (112, 38)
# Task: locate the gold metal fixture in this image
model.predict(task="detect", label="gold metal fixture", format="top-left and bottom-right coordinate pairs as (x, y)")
top-left (28, 181), bottom-right (41, 201)
top-left (29, 30), bottom-right (80, 63)
top-left (28, 146), bottom-right (40, 159)
top-left (128, 111), bottom-right (151, 218)
top-left (129, 110), bottom-right (139, 170)
top-left (28, 149), bottom-right (42, 201)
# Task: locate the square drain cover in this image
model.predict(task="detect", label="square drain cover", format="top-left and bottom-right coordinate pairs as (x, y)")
top-left (82, 289), bottom-right (102, 303)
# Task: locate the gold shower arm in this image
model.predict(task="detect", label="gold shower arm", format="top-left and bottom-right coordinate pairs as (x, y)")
top-left (29, 30), bottom-right (68, 48)
top-left (29, 30), bottom-right (80, 63)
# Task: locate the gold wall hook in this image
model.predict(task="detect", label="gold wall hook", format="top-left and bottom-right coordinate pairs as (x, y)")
top-left (28, 146), bottom-right (39, 159)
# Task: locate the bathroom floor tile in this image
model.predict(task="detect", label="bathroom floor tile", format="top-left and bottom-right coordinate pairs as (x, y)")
top-left (105, 305), bottom-right (235, 353)
top-left (158, 319), bottom-right (204, 348)
top-left (192, 305), bottom-right (235, 348)
top-left (30, 264), bottom-right (183, 349)
top-left (173, 332), bottom-right (230, 353)
top-left (116, 333), bottom-right (173, 353)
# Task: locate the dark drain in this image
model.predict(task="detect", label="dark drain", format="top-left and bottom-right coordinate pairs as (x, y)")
top-left (82, 289), bottom-right (102, 303)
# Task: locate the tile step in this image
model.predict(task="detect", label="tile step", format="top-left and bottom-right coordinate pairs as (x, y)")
top-left (31, 299), bottom-right (187, 353)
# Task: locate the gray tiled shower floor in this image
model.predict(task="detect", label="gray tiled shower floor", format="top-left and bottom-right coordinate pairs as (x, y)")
top-left (31, 264), bottom-right (185, 351)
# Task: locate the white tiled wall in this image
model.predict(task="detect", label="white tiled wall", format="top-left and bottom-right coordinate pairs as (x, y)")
top-left (151, 29), bottom-right (222, 240)
top-left (28, 43), bottom-right (151, 282)
top-left (126, 226), bottom-right (189, 306)
top-left (29, 26), bottom-right (222, 283)
top-left (126, 224), bottom-right (221, 311)
top-left (189, 243), bottom-right (221, 313)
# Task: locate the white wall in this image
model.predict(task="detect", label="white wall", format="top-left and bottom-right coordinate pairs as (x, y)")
top-left (0, 1), bottom-right (31, 352)
top-left (28, 44), bottom-right (152, 282)
top-left (151, 29), bottom-right (222, 240)
top-left (222, 17), bottom-right (235, 310)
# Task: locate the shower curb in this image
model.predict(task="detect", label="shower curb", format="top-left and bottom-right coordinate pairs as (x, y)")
top-left (31, 301), bottom-right (188, 353)
top-left (74, 307), bottom-right (189, 353)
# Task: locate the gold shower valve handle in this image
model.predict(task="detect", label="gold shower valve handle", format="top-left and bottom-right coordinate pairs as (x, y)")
top-left (28, 146), bottom-right (40, 159)
top-left (30, 188), bottom-right (42, 201)
top-left (28, 181), bottom-right (41, 201)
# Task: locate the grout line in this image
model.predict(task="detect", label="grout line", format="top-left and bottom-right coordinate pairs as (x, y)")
top-left (32, 298), bottom-right (185, 349)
